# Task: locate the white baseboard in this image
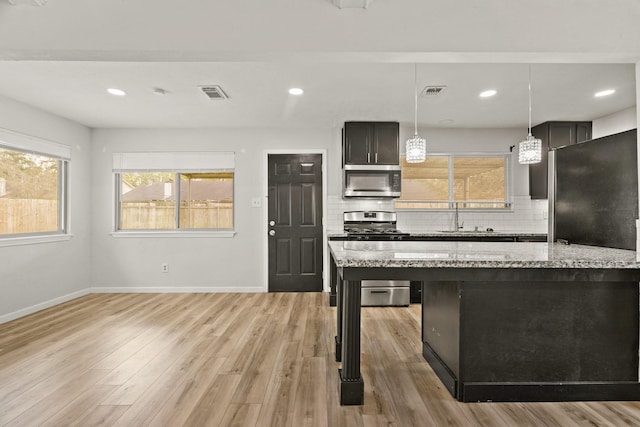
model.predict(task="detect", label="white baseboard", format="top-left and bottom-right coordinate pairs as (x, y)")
top-left (0, 288), bottom-right (91, 325)
top-left (90, 286), bottom-right (265, 293)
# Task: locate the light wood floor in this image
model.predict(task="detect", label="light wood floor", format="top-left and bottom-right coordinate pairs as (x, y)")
top-left (1, 293), bottom-right (640, 426)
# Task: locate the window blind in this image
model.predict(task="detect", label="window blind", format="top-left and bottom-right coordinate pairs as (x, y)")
top-left (112, 151), bottom-right (235, 172)
top-left (0, 128), bottom-right (72, 160)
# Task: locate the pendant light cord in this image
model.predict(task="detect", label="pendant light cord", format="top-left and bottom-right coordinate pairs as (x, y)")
top-left (414, 63), bottom-right (418, 136)
top-left (528, 64), bottom-right (532, 137)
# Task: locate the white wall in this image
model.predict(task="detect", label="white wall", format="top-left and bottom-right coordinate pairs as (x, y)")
top-left (90, 125), bottom-right (543, 294)
top-left (90, 127), bottom-right (337, 291)
top-left (592, 106), bottom-right (638, 139)
top-left (0, 95), bottom-right (92, 322)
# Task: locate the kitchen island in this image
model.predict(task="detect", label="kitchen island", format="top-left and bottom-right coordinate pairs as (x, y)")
top-left (329, 240), bottom-right (640, 405)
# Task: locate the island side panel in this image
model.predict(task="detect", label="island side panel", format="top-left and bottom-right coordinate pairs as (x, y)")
top-left (458, 280), bottom-right (640, 401)
top-left (422, 281), bottom-right (461, 398)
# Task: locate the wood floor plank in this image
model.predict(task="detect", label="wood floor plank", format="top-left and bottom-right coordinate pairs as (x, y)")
top-left (2, 292), bottom-right (640, 427)
top-left (145, 356), bottom-right (227, 427)
top-left (586, 401), bottom-right (640, 426)
top-left (71, 405), bottom-right (130, 427)
top-left (219, 403), bottom-right (262, 427)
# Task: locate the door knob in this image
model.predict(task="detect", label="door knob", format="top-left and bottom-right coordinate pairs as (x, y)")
top-left (269, 230), bottom-right (276, 236)
top-left (269, 220), bottom-right (275, 226)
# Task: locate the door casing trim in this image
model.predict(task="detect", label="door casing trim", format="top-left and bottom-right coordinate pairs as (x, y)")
top-left (263, 149), bottom-right (328, 293)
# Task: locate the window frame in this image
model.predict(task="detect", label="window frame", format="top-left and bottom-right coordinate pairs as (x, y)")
top-left (395, 152), bottom-right (513, 211)
top-left (0, 129), bottom-right (71, 245)
top-left (111, 151), bottom-right (236, 238)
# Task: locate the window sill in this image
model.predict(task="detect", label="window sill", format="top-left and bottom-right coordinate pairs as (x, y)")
top-left (110, 230), bottom-right (236, 238)
top-left (0, 233), bottom-right (73, 247)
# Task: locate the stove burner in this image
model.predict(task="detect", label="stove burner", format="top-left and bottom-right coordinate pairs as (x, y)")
top-left (343, 211), bottom-right (408, 241)
top-left (344, 227), bottom-right (404, 234)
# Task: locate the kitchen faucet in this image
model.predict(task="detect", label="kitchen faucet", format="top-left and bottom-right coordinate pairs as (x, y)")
top-left (453, 202), bottom-right (464, 231)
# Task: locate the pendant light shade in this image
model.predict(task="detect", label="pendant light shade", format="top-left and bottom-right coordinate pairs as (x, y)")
top-left (518, 65), bottom-right (542, 165)
top-left (406, 134), bottom-right (427, 163)
top-left (406, 64), bottom-right (426, 163)
top-left (518, 134), bottom-right (542, 164)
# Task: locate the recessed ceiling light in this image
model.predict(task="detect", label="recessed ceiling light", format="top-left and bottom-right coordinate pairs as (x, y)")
top-left (480, 89), bottom-right (497, 98)
top-left (289, 88), bottom-right (304, 95)
top-left (107, 88), bottom-right (126, 96)
top-left (594, 89), bottom-right (615, 97)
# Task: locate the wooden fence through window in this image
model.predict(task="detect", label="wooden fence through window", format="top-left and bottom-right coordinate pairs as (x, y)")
top-left (0, 199), bottom-right (58, 234)
top-left (0, 199), bottom-right (233, 234)
top-left (120, 202), bottom-right (233, 229)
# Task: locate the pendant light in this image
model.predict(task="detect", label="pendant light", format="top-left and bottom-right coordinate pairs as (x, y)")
top-left (518, 65), bottom-right (542, 164)
top-left (406, 64), bottom-right (426, 163)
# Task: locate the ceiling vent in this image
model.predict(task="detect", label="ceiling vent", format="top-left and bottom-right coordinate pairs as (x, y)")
top-left (420, 85), bottom-right (447, 97)
top-left (199, 85), bottom-right (228, 100)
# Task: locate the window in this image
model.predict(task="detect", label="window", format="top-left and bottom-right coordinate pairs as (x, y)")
top-left (113, 152), bottom-right (234, 232)
top-left (395, 154), bottom-right (510, 210)
top-left (0, 129), bottom-right (70, 237)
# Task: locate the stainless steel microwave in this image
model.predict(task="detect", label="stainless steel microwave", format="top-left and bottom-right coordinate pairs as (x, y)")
top-left (343, 165), bottom-right (401, 198)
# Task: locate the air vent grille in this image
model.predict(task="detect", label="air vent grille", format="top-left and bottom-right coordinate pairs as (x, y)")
top-left (420, 85), bottom-right (447, 97)
top-left (199, 85), bottom-right (228, 100)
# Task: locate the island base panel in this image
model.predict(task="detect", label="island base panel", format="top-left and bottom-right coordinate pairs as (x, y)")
top-left (461, 382), bottom-right (640, 402)
top-left (338, 369), bottom-right (365, 405)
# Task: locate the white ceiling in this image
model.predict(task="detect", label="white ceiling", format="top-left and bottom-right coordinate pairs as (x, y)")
top-left (0, 0), bottom-right (637, 130)
top-left (0, 61), bottom-right (634, 129)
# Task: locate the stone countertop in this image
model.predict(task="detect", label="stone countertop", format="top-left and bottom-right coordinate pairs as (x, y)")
top-left (327, 231), bottom-right (547, 239)
top-left (407, 231), bottom-right (546, 238)
top-left (328, 241), bottom-right (640, 269)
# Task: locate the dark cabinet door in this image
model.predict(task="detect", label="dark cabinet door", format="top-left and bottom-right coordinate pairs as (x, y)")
top-left (548, 123), bottom-right (574, 148)
top-left (576, 122), bottom-right (592, 143)
top-left (529, 121), bottom-right (592, 199)
top-left (344, 122), bottom-right (373, 165)
top-left (343, 121), bottom-right (399, 165)
top-left (372, 122), bottom-right (399, 164)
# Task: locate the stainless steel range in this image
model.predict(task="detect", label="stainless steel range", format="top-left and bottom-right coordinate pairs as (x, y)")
top-left (343, 211), bottom-right (410, 306)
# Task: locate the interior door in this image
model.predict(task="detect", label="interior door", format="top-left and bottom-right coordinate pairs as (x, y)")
top-left (268, 153), bottom-right (323, 292)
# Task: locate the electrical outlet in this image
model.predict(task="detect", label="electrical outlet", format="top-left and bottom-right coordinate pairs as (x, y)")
top-left (161, 263), bottom-right (169, 273)
top-left (251, 197), bottom-right (262, 208)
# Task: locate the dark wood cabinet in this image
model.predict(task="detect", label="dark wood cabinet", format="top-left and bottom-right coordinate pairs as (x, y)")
top-left (529, 121), bottom-right (592, 199)
top-left (343, 121), bottom-right (399, 165)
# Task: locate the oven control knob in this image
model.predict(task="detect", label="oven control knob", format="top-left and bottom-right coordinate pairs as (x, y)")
top-left (364, 236), bottom-right (370, 240)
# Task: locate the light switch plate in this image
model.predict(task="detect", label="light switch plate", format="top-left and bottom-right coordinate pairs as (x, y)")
top-left (251, 197), bottom-right (262, 208)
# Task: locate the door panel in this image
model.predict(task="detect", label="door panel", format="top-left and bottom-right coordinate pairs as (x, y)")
top-left (268, 153), bottom-right (323, 292)
top-left (276, 184), bottom-right (292, 226)
top-left (300, 238), bottom-right (317, 274)
top-left (300, 183), bottom-right (316, 226)
top-left (276, 239), bottom-right (292, 275)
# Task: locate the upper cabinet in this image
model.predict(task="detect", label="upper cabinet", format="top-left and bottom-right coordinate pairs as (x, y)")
top-left (529, 121), bottom-right (592, 199)
top-left (343, 121), bottom-right (399, 166)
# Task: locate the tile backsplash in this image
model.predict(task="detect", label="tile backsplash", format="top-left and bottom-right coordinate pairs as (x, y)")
top-left (327, 196), bottom-right (548, 234)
